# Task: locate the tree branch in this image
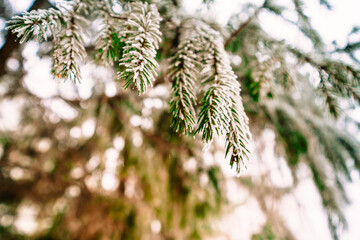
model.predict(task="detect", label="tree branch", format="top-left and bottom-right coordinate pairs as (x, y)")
top-left (224, 3), bottom-right (265, 48)
top-left (109, 14), bottom-right (127, 20)
top-left (0, 0), bottom-right (50, 76)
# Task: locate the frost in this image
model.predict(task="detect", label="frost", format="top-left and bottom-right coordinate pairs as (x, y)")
top-left (168, 19), bottom-right (203, 134)
top-left (167, 19), bottom-right (251, 172)
top-left (118, 2), bottom-right (162, 95)
top-left (7, 0), bottom-right (251, 173)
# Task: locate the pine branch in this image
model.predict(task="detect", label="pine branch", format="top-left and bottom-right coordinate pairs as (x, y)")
top-left (0, 0), bottom-right (49, 76)
top-left (286, 45), bottom-right (360, 111)
top-left (118, 2), bottom-right (162, 95)
top-left (94, 18), bottom-right (124, 65)
top-left (263, 93), bottom-right (356, 240)
top-left (194, 21), bottom-right (252, 171)
top-left (227, 97), bottom-right (251, 171)
top-left (168, 21), bottom-right (200, 134)
top-left (319, 72), bottom-right (340, 117)
top-left (224, 1), bottom-right (266, 48)
top-left (6, 8), bottom-right (63, 43)
top-left (292, 0), bottom-right (323, 48)
top-left (109, 14), bottom-right (128, 20)
top-left (196, 84), bottom-right (232, 142)
top-left (52, 4), bottom-right (88, 83)
top-left (319, 0), bottom-right (332, 10)
top-left (92, 0), bottom-right (128, 20)
top-left (308, 156), bottom-right (346, 240)
top-left (196, 24), bottom-right (233, 142)
top-left (5, 2), bottom-right (90, 82)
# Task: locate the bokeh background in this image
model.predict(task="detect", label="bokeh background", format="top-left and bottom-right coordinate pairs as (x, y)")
top-left (0, 0), bottom-right (360, 239)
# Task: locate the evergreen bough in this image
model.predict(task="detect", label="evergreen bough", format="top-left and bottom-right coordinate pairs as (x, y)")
top-left (7, 1), bottom-right (252, 172)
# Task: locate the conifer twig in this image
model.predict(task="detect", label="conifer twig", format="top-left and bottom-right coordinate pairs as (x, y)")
top-left (224, 1), bottom-right (266, 48)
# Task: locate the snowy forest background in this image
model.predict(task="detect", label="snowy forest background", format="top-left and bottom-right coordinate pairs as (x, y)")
top-left (0, 0), bottom-right (360, 239)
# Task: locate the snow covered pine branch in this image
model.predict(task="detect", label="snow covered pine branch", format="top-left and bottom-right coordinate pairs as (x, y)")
top-left (7, 1), bottom-right (162, 88)
top-left (169, 20), bottom-right (251, 172)
top-left (119, 3), bottom-right (162, 95)
top-left (7, 1), bottom-right (251, 172)
top-left (168, 19), bottom-right (200, 135)
top-left (7, 2), bottom-right (88, 82)
top-left (196, 22), bottom-right (251, 171)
